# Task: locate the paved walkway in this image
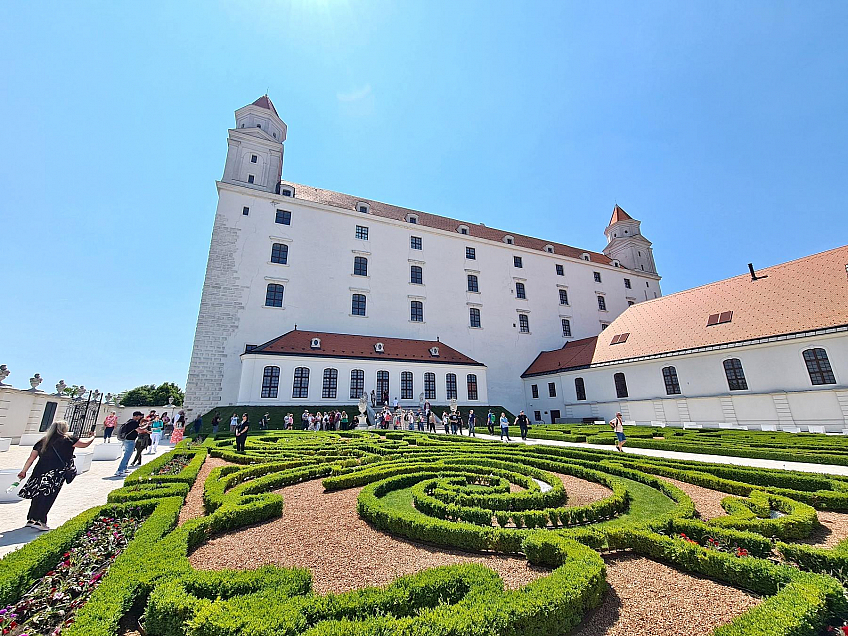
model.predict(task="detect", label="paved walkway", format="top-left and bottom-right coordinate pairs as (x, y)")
top-left (0, 440), bottom-right (173, 557)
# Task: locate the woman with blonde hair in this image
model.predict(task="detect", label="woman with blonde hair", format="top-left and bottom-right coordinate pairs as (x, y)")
top-left (17, 420), bottom-right (96, 531)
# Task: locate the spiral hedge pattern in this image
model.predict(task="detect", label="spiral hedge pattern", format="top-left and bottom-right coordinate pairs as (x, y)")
top-left (4, 429), bottom-right (848, 635)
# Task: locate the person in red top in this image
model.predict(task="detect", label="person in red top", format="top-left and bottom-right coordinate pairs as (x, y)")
top-left (103, 410), bottom-right (118, 442)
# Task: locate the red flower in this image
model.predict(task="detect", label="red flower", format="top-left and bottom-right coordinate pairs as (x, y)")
top-left (840, 627), bottom-right (848, 635)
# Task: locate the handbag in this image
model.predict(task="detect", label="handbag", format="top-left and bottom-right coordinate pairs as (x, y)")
top-left (54, 446), bottom-right (77, 484)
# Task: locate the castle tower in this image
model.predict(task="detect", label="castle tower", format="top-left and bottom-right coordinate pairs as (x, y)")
top-left (603, 205), bottom-right (657, 275)
top-left (222, 95), bottom-right (287, 193)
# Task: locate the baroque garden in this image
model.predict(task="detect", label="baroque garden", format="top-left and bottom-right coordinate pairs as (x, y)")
top-left (5, 426), bottom-right (848, 636)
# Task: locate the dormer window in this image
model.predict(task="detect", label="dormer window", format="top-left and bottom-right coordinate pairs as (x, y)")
top-left (357, 202), bottom-right (370, 214)
top-left (310, 337), bottom-right (321, 349)
top-left (251, 155), bottom-right (258, 163)
top-left (545, 245), bottom-right (554, 253)
top-left (374, 342), bottom-right (384, 353)
top-left (707, 311), bottom-right (733, 326)
top-left (429, 346), bottom-right (440, 357)
top-left (457, 225), bottom-right (469, 235)
top-left (257, 124), bottom-right (261, 128)
top-left (581, 253), bottom-right (591, 261)
top-left (406, 214), bottom-right (418, 224)
top-left (504, 235), bottom-right (515, 245)
top-left (281, 187), bottom-right (293, 197)
top-left (612, 260), bottom-right (620, 268)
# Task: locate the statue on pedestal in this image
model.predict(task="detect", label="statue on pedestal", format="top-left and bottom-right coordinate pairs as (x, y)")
top-left (450, 398), bottom-right (458, 414)
top-left (357, 393), bottom-right (369, 428)
top-left (0, 365), bottom-right (10, 386)
top-left (29, 374), bottom-right (43, 391)
top-left (55, 380), bottom-right (67, 396)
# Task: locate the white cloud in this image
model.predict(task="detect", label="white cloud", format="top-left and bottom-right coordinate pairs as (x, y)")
top-left (336, 84), bottom-right (372, 102)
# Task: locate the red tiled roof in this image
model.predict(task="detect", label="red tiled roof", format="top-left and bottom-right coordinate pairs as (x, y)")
top-left (284, 182), bottom-right (614, 264)
top-left (523, 244), bottom-right (848, 376)
top-left (522, 337), bottom-right (598, 377)
top-left (245, 330), bottom-right (483, 365)
top-left (252, 95), bottom-right (279, 117)
top-left (609, 204), bottom-right (633, 225)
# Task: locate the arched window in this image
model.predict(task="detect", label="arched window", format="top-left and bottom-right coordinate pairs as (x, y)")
top-left (401, 372), bottom-right (414, 399)
top-left (349, 369), bottom-right (364, 399)
top-left (261, 366), bottom-right (279, 398)
top-left (803, 348), bottom-right (836, 385)
top-left (662, 366), bottom-right (681, 395)
top-left (614, 372), bottom-right (628, 398)
top-left (424, 372), bottom-right (436, 400)
top-left (271, 243), bottom-right (288, 264)
top-left (467, 374), bottom-right (478, 400)
top-left (322, 368), bottom-right (338, 399)
top-left (410, 265), bottom-right (423, 285)
top-left (376, 371), bottom-right (389, 404)
top-left (723, 358), bottom-right (748, 391)
top-left (265, 283), bottom-right (284, 307)
top-left (353, 256), bottom-right (368, 276)
top-left (446, 373), bottom-right (458, 400)
top-left (292, 367), bottom-right (309, 399)
top-left (574, 377), bottom-right (586, 401)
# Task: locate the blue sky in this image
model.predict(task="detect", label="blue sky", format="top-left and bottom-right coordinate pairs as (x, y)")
top-left (1, 1), bottom-right (846, 394)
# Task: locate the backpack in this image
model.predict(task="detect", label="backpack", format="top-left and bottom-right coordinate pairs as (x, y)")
top-left (117, 420), bottom-right (134, 441)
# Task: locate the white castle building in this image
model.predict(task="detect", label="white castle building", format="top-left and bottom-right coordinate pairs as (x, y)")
top-left (184, 97), bottom-right (661, 415)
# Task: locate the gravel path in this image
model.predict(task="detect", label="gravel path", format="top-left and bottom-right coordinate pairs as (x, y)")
top-left (656, 476), bottom-right (728, 520)
top-left (178, 456), bottom-right (230, 525)
top-left (189, 478), bottom-right (548, 594)
top-left (554, 473), bottom-right (613, 506)
top-left (799, 510), bottom-right (848, 548)
top-left (572, 554), bottom-right (760, 636)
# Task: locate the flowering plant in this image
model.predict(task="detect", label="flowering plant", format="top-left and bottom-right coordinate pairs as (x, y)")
top-left (156, 454), bottom-right (192, 476)
top-left (1, 510), bottom-right (143, 636)
top-left (674, 532), bottom-right (750, 558)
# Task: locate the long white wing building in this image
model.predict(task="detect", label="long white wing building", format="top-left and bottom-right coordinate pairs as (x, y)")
top-left (183, 96), bottom-right (662, 416)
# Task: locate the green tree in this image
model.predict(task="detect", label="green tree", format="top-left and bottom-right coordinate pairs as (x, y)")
top-left (152, 382), bottom-right (184, 406)
top-left (120, 383), bottom-right (185, 406)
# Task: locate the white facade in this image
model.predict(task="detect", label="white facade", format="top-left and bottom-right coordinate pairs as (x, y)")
top-left (238, 354), bottom-right (488, 407)
top-left (0, 386), bottom-right (70, 442)
top-left (184, 99), bottom-right (661, 415)
top-left (523, 330), bottom-right (848, 429)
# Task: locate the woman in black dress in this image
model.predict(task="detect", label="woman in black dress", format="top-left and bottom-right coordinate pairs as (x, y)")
top-left (17, 420), bottom-right (96, 531)
top-left (235, 413), bottom-right (250, 452)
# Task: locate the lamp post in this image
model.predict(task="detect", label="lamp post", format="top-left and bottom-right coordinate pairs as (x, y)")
top-left (169, 396), bottom-right (175, 421)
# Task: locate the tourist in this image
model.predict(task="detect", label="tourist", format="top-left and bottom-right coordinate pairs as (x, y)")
top-left (170, 412), bottom-right (186, 446)
top-left (393, 396), bottom-right (399, 410)
top-left (340, 411), bottom-right (348, 429)
top-left (407, 410), bottom-right (415, 431)
top-left (383, 409), bottom-right (392, 430)
top-left (115, 411), bottom-right (144, 476)
top-left (148, 413), bottom-right (163, 453)
top-left (499, 412), bottom-right (511, 441)
top-left (211, 414), bottom-right (220, 435)
top-left (427, 411), bottom-right (437, 434)
top-left (235, 413), bottom-right (250, 452)
top-left (230, 412), bottom-right (239, 435)
top-left (515, 411), bottom-right (529, 440)
top-left (371, 390), bottom-right (376, 407)
top-left (162, 412), bottom-right (172, 436)
top-left (609, 412), bottom-right (627, 452)
top-left (285, 413), bottom-right (294, 429)
top-left (487, 410), bottom-right (495, 435)
top-left (443, 411), bottom-right (450, 435)
top-left (17, 420), bottom-right (96, 531)
top-left (130, 419), bottom-right (151, 466)
top-left (301, 411), bottom-right (309, 430)
top-left (457, 411), bottom-right (465, 436)
top-left (468, 409), bottom-right (476, 437)
top-left (449, 411), bottom-right (458, 435)
top-left (103, 410), bottom-right (118, 442)
top-left (417, 412), bottom-right (425, 432)
top-left (193, 414), bottom-right (202, 437)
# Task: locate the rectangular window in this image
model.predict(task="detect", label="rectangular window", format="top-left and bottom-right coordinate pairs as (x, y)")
top-left (401, 372), bottom-right (414, 400)
top-left (292, 367), bottom-right (309, 399)
top-left (261, 366), bottom-right (280, 398)
top-left (410, 265), bottom-right (423, 285)
top-left (275, 210), bottom-right (291, 225)
top-left (247, 174), bottom-right (255, 184)
top-left (353, 256), bottom-right (368, 276)
top-left (467, 374), bottom-right (478, 400)
top-left (351, 293), bottom-right (367, 316)
top-left (559, 289), bottom-right (569, 305)
top-left (410, 300), bottom-right (424, 322)
top-left (594, 272), bottom-right (602, 283)
top-left (410, 236), bottom-right (422, 250)
top-left (519, 314), bottom-right (530, 333)
top-left (251, 154), bottom-right (257, 163)
top-left (446, 373), bottom-right (458, 400)
top-left (265, 283), bottom-right (284, 307)
top-left (242, 206), bottom-right (250, 216)
top-left (376, 371), bottom-right (389, 403)
top-left (424, 372), bottom-right (436, 400)
top-left (614, 372), bottom-right (628, 398)
top-left (575, 377), bottom-right (586, 401)
top-left (281, 188), bottom-right (292, 197)
top-left (597, 295), bottom-right (607, 311)
top-left (469, 307), bottom-right (481, 328)
top-left (561, 318), bottom-right (571, 337)
top-left (662, 366), bottom-right (681, 395)
top-left (531, 384), bottom-right (539, 399)
top-left (467, 274), bottom-right (479, 292)
top-left (349, 369), bottom-right (364, 399)
top-left (624, 278), bottom-right (632, 289)
top-left (723, 358), bottom-right (748, 391)
top-left (804, 348), bottom-right (837, 385)
top-left (355, 225), bottom-right (369, 240)
top-left (514, 256), bottom-right (523, 268)
top-left (556, 264), bottom-right (564, 276)
top-left (515, 282), bottom-right (526, 299)
top-left (534, 410), bottom-right (542, 422)
top-left (466, 247), bottom-right (476, 260)
top-left (548, 382), bottom-right (556, 398)
top-left (600, 323), bottom-right (609, 330)
top-left (270, 243), bottom-right (288, 264)
top-left (359, 205), bottom-right (368, 213)
top-left (322, 368), bottom-right (338, 399)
